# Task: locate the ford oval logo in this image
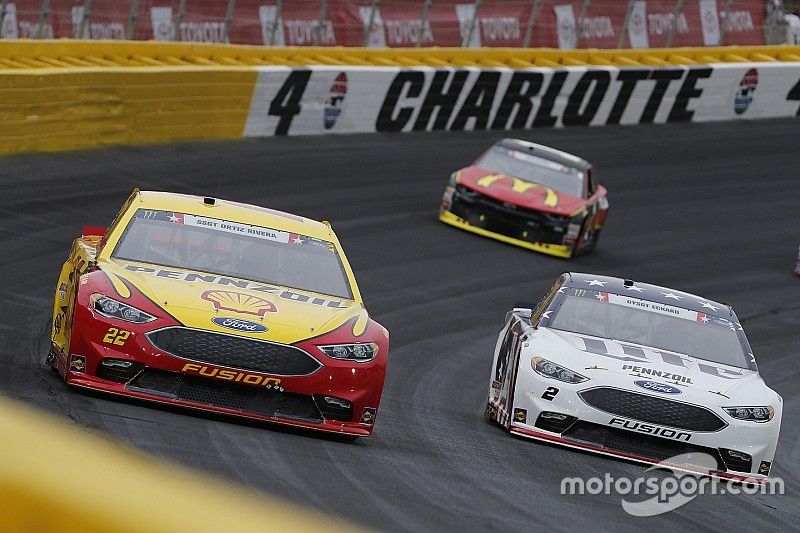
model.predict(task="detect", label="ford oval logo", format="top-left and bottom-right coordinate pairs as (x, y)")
top-left (212, 316), bottom-right (267, 333)
top-left (634, 380), bottom-right (681, 395)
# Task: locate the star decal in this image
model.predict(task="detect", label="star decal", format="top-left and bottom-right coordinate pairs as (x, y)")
top-left (700, 302), bottom-right (719, 311)
top-left (699, 314), bottom-right (709, 323)
top-left (587, 279), bottom-right (606, 287)
top-left (557, 287), bottom-right (566, 294)
top-left (541, 311), bottom-right (552, 319)
top-left (624, 285), bottom-right (644, 292)
top-left (595, 292), bottom-right (608, 302)
top-left (662, 292), bottom-right (681, 300)
top-left (168, 213), bottom-right (179, 223)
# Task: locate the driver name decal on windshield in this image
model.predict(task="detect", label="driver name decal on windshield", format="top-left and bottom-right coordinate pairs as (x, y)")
top-left (136, 210), bottom-right (332, 251)
top-left (574, 288), bottom-right (709, 323)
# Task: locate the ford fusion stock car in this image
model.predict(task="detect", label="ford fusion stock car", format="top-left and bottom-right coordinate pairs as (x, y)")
top-left (48, 190), bottom-right (388, 438)
top-left (487, 273), bottom-right (781, 481)
top-left (439, 139), bottom-right (608, 258)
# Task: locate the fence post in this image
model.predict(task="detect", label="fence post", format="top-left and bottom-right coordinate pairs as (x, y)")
top-left (616, 0), bottom-right (636, 49)
top-left (522, 0), bottom-right (542, 48)
top-left (363, 0), bottom-right (379, 47)
top-left (462, 0), bottom-right (481, 47)
top-left (78, 0), bottom-right (92, 39)
top-left (126, 0), bottom-right (139, 40)
top-left (172, 0), bottom-right (186, 41)
top-left (665, 0), bottom-right (683, 48)
top-left (719, 0), bottom-right (733, 45)
top-left (416, 0), bottom-right (431, 47)
top-left (36, 0), bottom-right (50, 39)
top-left (0, 0), bottom-right (8, 39)
top-left (314, 0), bottom-right (329, 46)
top-left (574, 0), bottom-right (590, 48)
top-left (222, 0), bottom-right (235, 43)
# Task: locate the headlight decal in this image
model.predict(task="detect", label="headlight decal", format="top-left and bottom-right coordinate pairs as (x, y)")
top-left (318, 342), bottom-right (378, 362)
top-left (724, 406), bottom-right (774, 422)
top-left (531, 356), bottom-right (589, 384)
top-left (91, 294), bottom-right (157, 324)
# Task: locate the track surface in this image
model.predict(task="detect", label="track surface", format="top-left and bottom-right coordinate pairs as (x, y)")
top-left (1, 120), bottom-right (799, 531)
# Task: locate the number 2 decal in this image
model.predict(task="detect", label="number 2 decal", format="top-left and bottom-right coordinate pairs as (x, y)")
top-left (102, 327), bottom-right (131, 346)
top-left (542, 387), bottom-right (559, 401)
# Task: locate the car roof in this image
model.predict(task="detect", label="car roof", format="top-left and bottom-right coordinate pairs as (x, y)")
top-left (562, 272), bottom-right (734, 318)
top-left (496, 139), bottom-right (592, 172)
top-left (133, 190), bottom-right (333, 240)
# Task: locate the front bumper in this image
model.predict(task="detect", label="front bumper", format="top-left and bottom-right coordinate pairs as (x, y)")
top-left (62, 305), bottom-right (386, 438)
top-left (439, 185), bottom-right (575, 258)
top-left (506, 372), bottom-right (780, 482)
top-left (439, 211), bottom-right (572, 258)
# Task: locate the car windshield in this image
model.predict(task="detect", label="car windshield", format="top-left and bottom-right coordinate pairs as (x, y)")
top-left (547, 288), bottom-right (750, 369)
top-left (474, 146), bottom-right (585, 197)
top-left (113, 209), bottom-right (352, 299)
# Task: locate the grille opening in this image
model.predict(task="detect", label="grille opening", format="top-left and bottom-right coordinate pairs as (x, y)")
top-left (719, 448), bottom-right (753, 473)
top-left (579, 388), bottom-right (727, 432)
top-left (563, 421), bottom-right (726, 471)
top-left (449, 192), bottom-right (565, 245)
top-left (147, 327), bottom-right (322, 376)
top-left (128, 369), bottom-right (322, 423)
top-left (314, 395), bottom-right (353, 422)
top-left (534, 412), bottom-right (578, 434)
top-left (96, 359), bottom-right (144, 383)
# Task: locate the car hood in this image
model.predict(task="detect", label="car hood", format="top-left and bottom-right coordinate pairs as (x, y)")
top-left (456, 166), bottom-right (586, 216)
top-left (100, 259), bottom-right (364, 344)
top-left (531, 328), bottom-right (766, 401)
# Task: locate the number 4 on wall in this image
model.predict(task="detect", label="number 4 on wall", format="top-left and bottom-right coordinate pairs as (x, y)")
top-left (268, 70), bottom-right (311, 135)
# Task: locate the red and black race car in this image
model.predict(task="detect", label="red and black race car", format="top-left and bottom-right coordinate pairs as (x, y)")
top-left (439, 139), bottom-right (609, 258)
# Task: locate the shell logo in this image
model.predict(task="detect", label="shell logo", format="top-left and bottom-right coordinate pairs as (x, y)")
top-left (201, 290), bottom-right (277, 317)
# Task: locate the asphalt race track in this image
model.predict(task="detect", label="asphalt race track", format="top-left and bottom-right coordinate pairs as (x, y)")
top-left (0, 119), bottom-right (798, 531)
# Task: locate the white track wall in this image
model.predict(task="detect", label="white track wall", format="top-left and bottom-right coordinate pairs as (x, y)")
top-left (244, 63), bottom-right (800, 137)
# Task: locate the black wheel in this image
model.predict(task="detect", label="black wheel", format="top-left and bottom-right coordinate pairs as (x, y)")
top-left (45, 347), bottom-right (59, 373)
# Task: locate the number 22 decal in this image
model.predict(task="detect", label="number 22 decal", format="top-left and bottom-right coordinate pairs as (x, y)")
top-left (102, 327), bottom-right (131, 346)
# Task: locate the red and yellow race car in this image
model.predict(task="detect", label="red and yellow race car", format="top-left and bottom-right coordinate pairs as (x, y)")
top-left (439, 139), bottom-right (609, 258)
top-left (48, 190), bottom-right (388, 438)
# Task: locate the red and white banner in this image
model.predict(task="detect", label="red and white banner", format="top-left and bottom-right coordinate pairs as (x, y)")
top-left (0, 0), bottom-right (770, 48)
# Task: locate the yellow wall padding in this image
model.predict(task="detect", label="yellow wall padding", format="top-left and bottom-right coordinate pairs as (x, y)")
top-left (0, 395), bottom-right (361, 532)
top-left (0, 40), bottom-right (799, 69)
top-left (0, 67), bottom-right (257, 154)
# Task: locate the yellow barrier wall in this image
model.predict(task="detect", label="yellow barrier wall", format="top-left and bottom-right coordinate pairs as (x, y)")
top-left (0, 67), bottom-right (256, 153)
top-left (0, 394), bottom-right (358, 532)
top-left (0, 40), bottom-right (799, 68)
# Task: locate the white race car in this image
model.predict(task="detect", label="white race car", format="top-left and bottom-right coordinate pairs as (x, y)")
top-left (487, 272), bottom-right (782, 482)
